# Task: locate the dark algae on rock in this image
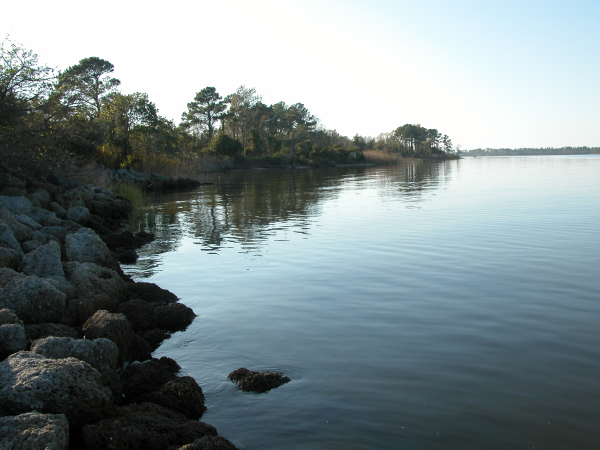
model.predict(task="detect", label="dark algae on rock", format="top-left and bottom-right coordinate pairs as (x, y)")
top-left (228, 367), bottom-right (291, 393)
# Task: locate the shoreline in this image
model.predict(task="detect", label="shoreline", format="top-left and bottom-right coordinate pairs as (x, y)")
top-left (0, 167), bottom-right (236, 449)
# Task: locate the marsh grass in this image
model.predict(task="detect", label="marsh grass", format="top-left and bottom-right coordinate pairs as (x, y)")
top-left (109, 182), bottom-right (155, 231)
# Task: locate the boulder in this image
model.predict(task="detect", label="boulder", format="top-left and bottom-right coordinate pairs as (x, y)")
top-left (0, 412), bottom-right (69, 450)
top-left (64, 295), bottom-right (120, 326)
top-left (136, 376), bottom-right (207, 420)
top-left (31, 337), bottom-right (119, 385)
top-left (0, 267), bottom-right (24, 288)
top-left (30, 189), bottom-right (52, 209)
top-left (81, 402), bottom-right (217, 450)
top-left (82, 310), bottom-right (152, 365)
top-left (0, 352), bottom-right (113, 426)
top-left (117, 299), bottom-right (156, 332)
top-left (155, 303), bottom-right (196, 331)
top-left (0, 309), bottom-right (22, 325)
top-left (22, 240), bottom-right (64, 278)
top-left (227, 368), bottom-right (291, 393)
top-left (117, 249), bottom-right (139, 264)
top-left (0, 208), bottom-right (33, 241)
top-left (0, 195), bottom-right (32, 215)
top-left (127, 282), bottom-right (178, 306)
top-left (25, 323), bottom-right (81, 341)
top-left (55, 186), bottom-right (93, 210)
top-left (0, 324), bottom-right (27, 359)
top-left (66, 205), bottom-right (91, 225)
top-left (0, 275), bottom-right (66, 324)
top-left (121, 358), bottom-right (178, 400)
top-left (178, 436), bottom-right (238, 450)
top-left (137, 329), bottom-right (171, 351)
top-left (63, 262), bottom-right (127, 303)
top-left (65, 228), bottom-right (119, 270)
top-left (16, 214), bottom-right (42, 231)
top-left (0, 223), bottom-right (24, 257)
top-left (0, 247), bottom-right (20, 270)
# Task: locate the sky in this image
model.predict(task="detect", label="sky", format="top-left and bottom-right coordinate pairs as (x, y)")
top-left (2, 0), bottom-right (599, 149)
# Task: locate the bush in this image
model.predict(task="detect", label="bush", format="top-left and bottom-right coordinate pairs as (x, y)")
top-left (206, 132), bottom-right (243, 157)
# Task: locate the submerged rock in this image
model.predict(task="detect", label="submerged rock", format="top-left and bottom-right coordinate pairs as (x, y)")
top-left (155, 302), bottom-right (196, 332)
top-left (178, 436), bottom-right (238, 450)
top-left (227, 368), bottom-right (291, 393)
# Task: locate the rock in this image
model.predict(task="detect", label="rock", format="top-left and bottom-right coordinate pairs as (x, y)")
top-left (22, 240), bottom-right (64, 278)
top-left (0, 267), bottom-right (24, 288)
top-left (127, 282), bottom-right (178, 306)
top-left (63, 262), bottom-right (127, 303)
top-left (0, 223), bottom-right (24, 257)
top-left (135, 230), bottom-right (155, 246)
top-left (41, 215), bottom-right (64, 227)
top-left (0, 173), bottom-right (25, 191)
top-left (227, 368), bottom-right (291, 393)
top-left (0, 324), bottom-right (28, 359)
top-left (117, 299), bottom-right (157, 331)
top-left (66, 205), bottom-right (91, 225)
top-left (31, 337), bottom-right (119, 385)
top-left (0, 275), bottom-right (66, 324)
top-left (55, 186), bottom-right (93, 210)
top-left (81, 402), bottom-right (217, 450)
top-left (16, 214), bottom-right (42, 230)
top-left (0, 208), bottom-right (32, 241)
top-left (25, 323), bottom-right (81, 341)
top-left (0, 351), bottom-right (113, 426)
top-left (31, 189), bottom-right (52, 209)
top-left (117, 249), bottom-right (139, 263)
top-left (136, 376), bottom-right (207, 420)
top-left (65, 228), bottom-right (119, 270)
top-left (121, 358), bottom-right (178, 400)
top-left (102, 230), bottom-right (137, 250)
top-left (0, 412), bottom-right (69, 450)
top-left (0, 247), bottom-right (20, 270)
top-left (64, 295), bottom-right (120, 325)
top-left (82, 310), bottom-right (152, 365)
top-left (49, 201), bottom-right (67, 215)
top-left (155, 303), bottom-right (196, 331)
top-left (0, 195), bottom-right (32, 215)
top-left (137, 329), bottom-right (171, 351)
top-left (178, 436), bottom-right (238, 450)
top-left (0, 308), bottom-right (22, 325)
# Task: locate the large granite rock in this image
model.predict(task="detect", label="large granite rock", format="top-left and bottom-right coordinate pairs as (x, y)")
top-left (0, 208), bottom-right (33, 241)
top-left (81, 402), bottom-right (217, 450)
top-left (63, 262), bottom-right (127, 303)
top-left (55, 187), bottom-right (93, 210)
top-left (0, 275), bottom-right (66, 324)
top-left (0, 223), bottom-right (24, 257)
top-left (25, 323), bottom-right (81, 341)
top-left (0, 412), bottom-right (69, 450)
top-left (117, 299), bottom-right (157, 331)
top-left (83, 310), bottom-right (152, 365)
top-left (22, 240), bottom-right (64, 278)
top-left (0, 352), bottom-right (113, 426)
top-left (0, 247), bottom-right (20, 270)
top-left (0, 195), bottom-right (32, 215)
top-left (0, 324), bottom-right (27, 360)
top-left (31, 336), bottom-right (119, 385)
top-left (65, 228), bottom-right (119, 270)
top-left (66, 205), bottom-right (91, 225)
top-left (120, 358), bottom-right (179, 400)
top-left (136, 376), bottom-right (207, 420)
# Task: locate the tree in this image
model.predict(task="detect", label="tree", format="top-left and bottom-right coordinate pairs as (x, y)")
top-left (57, 57), bottom-right (120, 118)
top-left (284, 103), bottom-right (316, 166)
top-left (181, 87), bottom-right (226, 142)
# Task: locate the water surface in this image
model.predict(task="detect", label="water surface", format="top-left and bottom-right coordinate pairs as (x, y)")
top-left (125, 156), bottom-right (600, 449)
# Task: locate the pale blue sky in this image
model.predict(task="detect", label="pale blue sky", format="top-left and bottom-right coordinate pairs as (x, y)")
top-left (2, 0), bottom-right (598, 149)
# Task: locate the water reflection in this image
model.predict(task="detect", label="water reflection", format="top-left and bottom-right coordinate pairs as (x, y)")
top-left (128, 161), bottom-right (451, 277)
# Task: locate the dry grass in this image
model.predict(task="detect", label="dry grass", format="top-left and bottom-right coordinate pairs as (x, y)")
top-left (363, 150), bottom-right (405, 165)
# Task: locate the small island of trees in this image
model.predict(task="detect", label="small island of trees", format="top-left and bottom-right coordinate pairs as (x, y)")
top-left (0, 37), bottom-right (458, 177)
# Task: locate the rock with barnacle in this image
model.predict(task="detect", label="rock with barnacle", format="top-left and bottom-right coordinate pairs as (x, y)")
top-left (227, 368), bottom-right (290, 393)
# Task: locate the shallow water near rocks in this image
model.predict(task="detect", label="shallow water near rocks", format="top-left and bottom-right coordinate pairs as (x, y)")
top-left (124, 156), bottom-right (600, 450)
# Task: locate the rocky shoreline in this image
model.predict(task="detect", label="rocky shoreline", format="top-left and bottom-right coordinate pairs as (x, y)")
top-left (0, 168), bottom-right (237, 449)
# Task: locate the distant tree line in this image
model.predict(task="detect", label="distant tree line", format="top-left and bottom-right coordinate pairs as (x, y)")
top-left (0, 37), bottom-right (457, 173)
top-left (463, 147), bottom-right (600, 156)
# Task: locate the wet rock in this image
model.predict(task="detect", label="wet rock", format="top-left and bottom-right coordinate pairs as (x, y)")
top-left (121, 358), bottom-right (178, 400)
top-left (117, 248), bottom-right (139, 264)
top-left (64, 295), bottom-right (120, 325)
top-left (117, 299), bottom-right (157, 331)
top-left (135, 230), bottom-right (155, 246)
top-left (0, 324), bottom-right (27, 359)
top-left (0, 247), bottom-right (21, 270)
top-left (63, 262), bottom-right (127, 304)
top-left (227, 368), bottom-right (291, 393)
top-left (102, 230), bottom-right (137, 250)
top-left (81, 402), bottom-right (217, 450)
top-left (178, 436), bottom-right (238, 450)
top-left (0, 351), bottom-right (113, 426)
top-left (137, 329), bottom-right (171, 351)
top-left (0, 275), bottom-right (66, 324)
top-left (136, 376), bottom-right (207, 420)
top-left (25, 323), bottom-right (81, 341)
top-left (127, 281), bottom-right (178, 306)
top-left (66, 205), bottom-right (91, 225)
top-left (31, 336), bottom-right (119, 385)
top-left (0, 195), bottom-right (32, 215)
top-left (0, 223), bottom-right (24, 257)
top-left (155, 302), bottom-right (196, 331)
top-left (82, 310), bottom-right (152, 365)
top-left (65, 228), bottom-right (119, 270)
top-left (0, 412), bottom-right (69, 450)
top-left (22, 240), bottom-right (64, 278)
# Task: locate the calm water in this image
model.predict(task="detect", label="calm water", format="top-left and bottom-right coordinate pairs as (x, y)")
top-left (125, 156), bottom-right (600, 450)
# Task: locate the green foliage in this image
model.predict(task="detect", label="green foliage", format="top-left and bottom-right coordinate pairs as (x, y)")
top-left (206, 132), bottom-right (243, 157)
top-left (181, 87), bottom-right (226, 142)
